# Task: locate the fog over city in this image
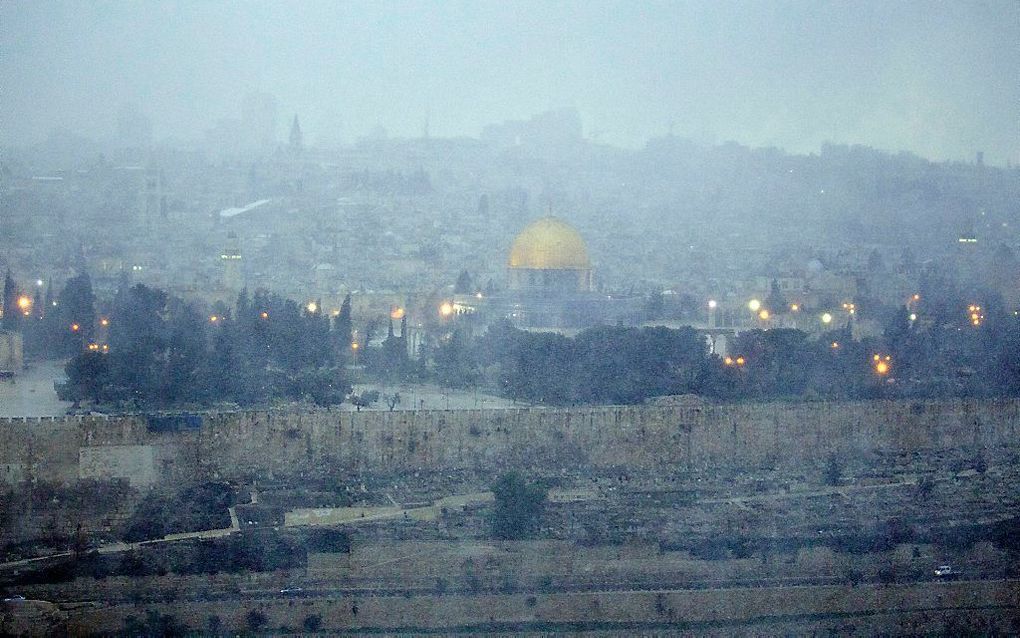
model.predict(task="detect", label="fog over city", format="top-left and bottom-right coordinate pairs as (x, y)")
top-left (2, 1), bottom-right (1018, 163)
top-left (2, 2), bottom-right (1020, 636)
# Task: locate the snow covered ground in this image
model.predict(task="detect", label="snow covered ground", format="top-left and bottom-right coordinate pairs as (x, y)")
top-left (0, 360), bottom-right (71, 417)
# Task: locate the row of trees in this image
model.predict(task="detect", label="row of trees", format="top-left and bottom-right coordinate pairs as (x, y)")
top-left (10, 264), bottom-right (1020, 408)
top-left (61, 282), bottom-right (354, 408)
top-left (428, 303), bottom-right (1020, 404)
top-left (4, 271), bottom-right (97, 359)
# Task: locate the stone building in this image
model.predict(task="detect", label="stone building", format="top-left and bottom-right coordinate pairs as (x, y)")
top-left (0, 330), bottom-right (23, 375)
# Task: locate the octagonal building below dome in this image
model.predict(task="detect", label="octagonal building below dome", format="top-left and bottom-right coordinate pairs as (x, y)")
top-left (507, 217), bottom-right (593, 293)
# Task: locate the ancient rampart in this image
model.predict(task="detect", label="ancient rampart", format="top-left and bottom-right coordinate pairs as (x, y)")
top-left (1, 399), bottom-right (1017, 487)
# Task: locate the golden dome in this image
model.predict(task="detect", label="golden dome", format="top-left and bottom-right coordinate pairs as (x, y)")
top-left (508, 217), bottom-right (591, 270)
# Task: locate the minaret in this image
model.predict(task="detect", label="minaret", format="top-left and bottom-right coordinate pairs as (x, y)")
top-left (289, 115), bottom-right (303, 153)
top-left (221, 232), bottom-right (243, 292)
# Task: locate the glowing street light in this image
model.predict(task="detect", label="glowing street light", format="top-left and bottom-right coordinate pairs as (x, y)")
top-left (16, 296), bottom-right (32, 313)
top-left (748, 299), bottom-right (761, 312)
top-left (821, 312), bottom-right (833, 325)
top-left (758, 309), bottom-right (770, 321)
top-left (439, 301), bottom-right (454, 317)
top-left (708, 299), bottom-right (718, 309)
top-left (260, 311), bottom-right (269, 319)
top-left (209, 315), bottom-right (219, 323)
top-left (70, 323), bottom-right (80, 332)
top-left (873, 354), bottom-right (892, 376)
top-left (831, 341), bottom-right (839, 349)
top-left (100, 318), bottom-right (109, 327)
top-left (968, 304), bottom-right (984, 326)
top-left (789, 303), bottom-right (800, 312)
top-left (390, 306), bottom-right (405, 320)
top-left (306, 301), bottom-right (318, 314)
top-left (735, 356), bottom-right (745, 366)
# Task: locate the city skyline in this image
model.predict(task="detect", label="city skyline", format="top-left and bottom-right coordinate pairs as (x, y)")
top-left (2, 0), bottom-right (1018, 164)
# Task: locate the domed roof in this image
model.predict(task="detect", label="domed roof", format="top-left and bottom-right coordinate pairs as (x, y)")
top-left (508, 217), bottom-right (591, 270)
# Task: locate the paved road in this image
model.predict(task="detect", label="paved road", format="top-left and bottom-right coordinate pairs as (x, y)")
top-left (0, 496), bottom-right (251, 572)
top-left (0, 360), bottom-right (70, 417)
top-left (285, 491), bottom-right (494, 527)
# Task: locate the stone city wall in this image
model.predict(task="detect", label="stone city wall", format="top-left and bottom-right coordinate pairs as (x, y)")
top-left (1, 399), bottom-right (1017, 488)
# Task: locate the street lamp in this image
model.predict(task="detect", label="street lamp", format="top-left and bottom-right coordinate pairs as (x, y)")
top-left (439, 302), bottom-right (454, 317)
top-left (306, 301), bottom-right (318, 314)
top-left (873, 354), bottom-right (892, 376)
top-left (748, 299), bottom-right (761, 312)
top-left (17, 295), bottom-right (32, 315)
top-left (968, 304), bottom-right (983, 327)
top-left (821, 312), bottom-right (833, 325)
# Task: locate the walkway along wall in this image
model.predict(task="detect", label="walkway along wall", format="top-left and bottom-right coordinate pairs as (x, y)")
top-left (1, 399), bottom-right (1018, 488)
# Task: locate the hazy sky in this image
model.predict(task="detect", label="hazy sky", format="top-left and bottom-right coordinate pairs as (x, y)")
top-left (2, 0), bottom-right (1018, 163)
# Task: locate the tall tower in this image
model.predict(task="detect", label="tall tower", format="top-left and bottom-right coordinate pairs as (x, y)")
top-left (221, 232), bottom-right (243, 292)
top-left (134, 165), bottom-right (166, 230)
top-left (289, 115), bottom-right (303, 153)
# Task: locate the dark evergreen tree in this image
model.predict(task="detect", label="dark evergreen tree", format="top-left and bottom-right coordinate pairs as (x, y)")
top-left (106, 284), bottom-right (168, 402)
top-left (489, 473), bottom-right (547, 540)
top-left (64, 351), bottom-right (109, 403)
top-left (765, 279), bottom-right (788, 314)
top-left (54, 272), bottom-right (96, 357)
top-left (163, 299), bottom-right (209, 404)
top-left (434, 328), bottom-right (479, 388)
top-left (454, 270), bottom-right (473, 294)
top-left (332, 293), bottom-right (353, 363)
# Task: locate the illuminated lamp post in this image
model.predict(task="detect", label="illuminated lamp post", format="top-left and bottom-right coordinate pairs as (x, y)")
top-left (873, 354), bottom-right (892, 376)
